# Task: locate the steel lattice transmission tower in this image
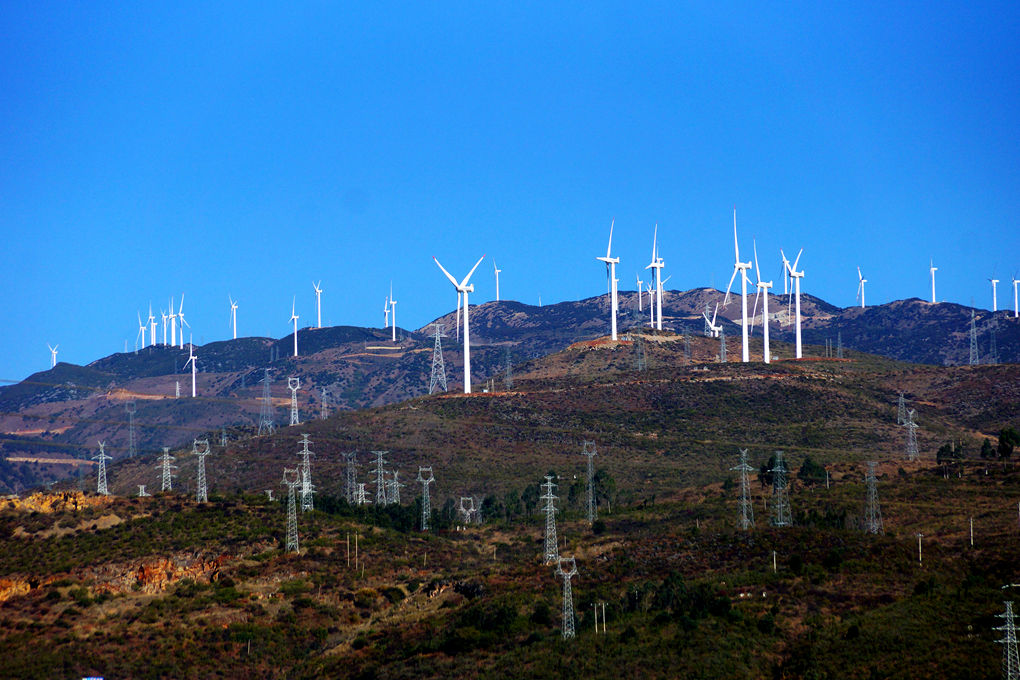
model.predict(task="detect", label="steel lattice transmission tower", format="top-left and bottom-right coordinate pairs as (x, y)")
top-left (297, 434), bottom-right (315, 512)
top-left (581, 441), bottom-right (597, 524)
top-left (541, 475), bottom-right (559, 564)
top-left (282, 467), bottom-right (300, 553)
top-left (387, 471), bottom-right (404, 505)
top-left (319, 387), bottom-right (330, 420)
top-left (999, 601), bottom-right (1020, 680)
top-left (836, 330), bottom-right (843, 359)
top-left (93, 441), bottom-right (111, 496)
top-left (193, 438), bottom-right (211, 503)
top-left (429, 322), bottom-right (448, 394)
top-left (342, 452), bottom-right (358, 504)
top-left (969, 309), bottom-right (980, 365)
top-left (125, 400), bottom-right (137, 458)
top-left (731, 448), bottom-right (755, 530)
top-left (417, 466), bottom-right (435, 531)
top-left (458, 496), bottom-right (475, 524)
top-left (372, 451), bottom-right (389, 506)
top-left (504, 346), bottom-right (513, 390)
top-left (137, 485), bottom-right (149, 497)
top-left (770, 451), bottom-right (792, 527)
top-left (719, 325), bottom-right (727, 362)
top-left (904, 409), bottom-right (920, 461)
top-left (897, 392), bottom-right (907, 425)
top-left (258, 369), bottom-right (275, 435)
top-left (556, 557), bottom-right (579, 640)
top-left (158, 446), bottom-right (176, 492)
top-left (864, 461), bottom-right (884, 534)
top-left (989, 319), bottom-right (1000, 365)
top-left (355, 483), bottom-right (370, 505)
top-left (288, 377), bottom-right (301, 426)
top-left (634, 335), bottom-right (646, 371)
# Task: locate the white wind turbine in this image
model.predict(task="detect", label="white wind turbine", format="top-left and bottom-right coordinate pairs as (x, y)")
top-left (636, 274), bottom-right (643, 312)
top-left (990, 276), bottom-right (999, 312)
top-left (723, 209), bottom-right (753, 363)
top-left (929, 259), bottom-right (938, 303)
top-left (168, 296), bottom-right (177, 348)
top-left (389, 282), bottom-right (398, 342)
top-left (147, 304), bottom-right (157, 348)
top-left (161, 309), bottom-right (168, 345)
top-left (782, 248), bottom-right (805, 359)
top-left (857, 267), bottom-right (867, 309)
top-left (646, 282), bottom-right (655, 327)
top-left (1013, 273), bottom-right (1019, 318)
top-left (289, 297), bottom-right (299, 357)
top-left (136, 311), bottom-right (147, 351)
top-left (47, 343), bottom-right (58, 368)
top-left (434, 254), bottom-right (485, 394)
top-left (596, 219), bottom-right (620, 341)
top-left (703, 303), bottom-right (722, 338)
top-left (177, 296), bottom-right (190, 349)
top-left (750, 241), bottom-right (773, 364)
top-left (183, 336), bottom-right (197, 398)
top-left (312, 281), bottom-right (323, 329)
top-left (645, 225), bottom-right (665, 330)
top-left (383, 295), bottom-right (390, 329)
top-left (493, 261), bottom-right (502, 302)
top-left (780, 250), bottom-right (791, 295)
top-left (228, 295), bottom-right (238, 340)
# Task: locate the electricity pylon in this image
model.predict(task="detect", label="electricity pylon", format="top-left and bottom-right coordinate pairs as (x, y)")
top-left (836, 330), bottom-right (843, 359)
top-left (355, 483), bottom-right (370, 505)
top-left (258, 369), bottom-right (275, 435)
top-left (970, 309), bottom-right (980, 365)
top-left (387, 470), bottom-right (404, 505)
top-left (125, 400), bottom-right (137, 458)
top-left (319, 387), bottom-right (330, 420)
top-left (93, 441), bottom-right (111, 496)
top-left (731, 448), bottom-right (755, 530)
top-left (504, 346), bottom-right (513, 390)
top-left (541, 475), bottom-right (559, 564)
top-left (158, 446), bottom-right (176, 492)
top-left (581, 441), bottom-right (597, 524)
top-left (458, 496), bottom-right (475, 525)
top-left (897, 392), bottom-right (906, 425)
top-left (864, 461), bottom-right (883, 534)
top-left (194, 438), bottom-right (211, 503)
top-left (556, 557), bottom-right (579, 640)
top-left (282, 468), bottom-right (300, 553)
top-left (998, 601), bottom-right (1020, 680)
top-left (429, 322), bottom-right (448, 394)
top-left (288, 377), bottom-right (300, 426)
top-left (297, 433), bottom-right (314, 512)
top-left (719, 325), bottom-right (727, 362)
top-left (417, 466), bottom-right (435, 531)
top-left (372, 451), bottom-right (389, 506)
top-left (904, 409), bottom-right (920, 461)
top-left (342, 452), bottom-right (358, 504)
top-left (137, 485), bottom-right (149, 497)
top-left (770, 451), bottom-right (792, 527)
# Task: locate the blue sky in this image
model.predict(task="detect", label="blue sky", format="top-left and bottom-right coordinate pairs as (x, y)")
top-left (2, 2), bottom-right (1018, 381)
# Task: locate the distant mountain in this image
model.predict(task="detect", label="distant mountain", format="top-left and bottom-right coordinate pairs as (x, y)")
top-left (0, 291), bottom-right (1016, 492)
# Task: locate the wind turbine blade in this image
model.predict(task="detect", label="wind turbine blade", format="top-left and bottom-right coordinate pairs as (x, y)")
top-left (792, 248), bottom-right (803, 272)
top-left (433, 257), bottom-right (460, 287)
top-left (723, 267), bottom-right (739, 306)
top-left (753, 240), bottom-right (761, 284)
top-left (857, 266), bottom-right (863, 282)
top-left (651, 224), bottom-right (658, 261)
top-left (461, 254), bottom-right (486, 287)
top-left (752, 286), bottom-right (761, 324)
top-left (857, 280), bottom-right (863, 302)
top-left (732, 207), bottom-right (739, 262)
top-left (606, 218), bottom-right (614, 258)
top-left (712, 302), bottom-right (719, 325)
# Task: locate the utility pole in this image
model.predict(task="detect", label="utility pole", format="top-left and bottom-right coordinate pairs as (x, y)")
top-left (581, 441), bottom-right (597, 524)
top-left (917, 533), bottom-right (923, 565)
top-left (769, 451), bottom-right (792, 527)
top-left (556, 557), bottom-right (578, 640)
top-left (194, 438), bottom-right (211, 503)
top-left (864, 461), bottom-right (883, 534)
top-left (417, 466), bottom-right (435, 531)
top-left (158, 447), bottom-right (176, 492)
top-left (258, 369), bottom-right (275, 435)
top-left (372, 451), bottom-right (389, 506)
top-left (125, 400), bottom-right (137, 458)
top-left (429, 322), bottom-right (448, 394)
top-left (282, 468), bottom-right (300, 553)
top-left (93, 441), bottom-right (111, 496)
top-left (297, 434), bottom-right (314, 512)
top-left (731, 448), bottom-right (755, 529)
top-left (288, 377), bottom-right (300, 426)
top-left (541, 475), bottom-right (559, 564)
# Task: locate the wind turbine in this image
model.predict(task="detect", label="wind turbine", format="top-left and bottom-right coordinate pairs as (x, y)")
top-left (596, 219), bottom-right (620, 341)
top-left (136, 311), bottom-right (147, 351)
top-left (160, 309), bottom-right (168, 345)
top-left (389, 282), bottom-right (397, 342)
top-left (1013, 274), bottom-right (1019, 318)
top-left (723, 208), bottom-right (753, 363)
top-left (780, 251), bottom-right (791, 295)
top-left (645, 225), bottom-right (665, 330)
top-left (168, 296), bottom-right (177, 348)
top-left (183, 336), bottom-right (197, 398)
top-left (228, 295), bottom-right (238, 340)
top-left (703, 303), bottom-right (722, 338)
top-left (646, 282), bottom-right (655, 327)
top-left (929, 259), bottom-right (938, 303)
top-left (636, 274), bottom-right (643, 312)
top-left (434, 254), bottom-right (485, 394)
top-left (312, 281), bottom-right (323, 328)
top-left (493, 261), bottom-right (501, 302)
top-left (289, 297), bottom-right (299, 357)
top-left (47, 343), bottom-right (58, 368)
top-left (990, 277), bottom-right (999, 312)
top-left (147, 304), bottom-right (156, 348)
top-left (857, 267), bottom-right (867, 309)
top-left (783, 248), bottom-right (805, 359)
top-left (750, 241), bottom-right (773, 363)
top-left (177, 296), bottom-right (190, 349)
top-left (383, 296), bottom-right (390, 329)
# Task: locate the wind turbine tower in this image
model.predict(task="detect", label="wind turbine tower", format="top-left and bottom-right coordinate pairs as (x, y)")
top-left (312, 281), bottom-right (323, 329)
top-left (857, 267), bottom-right (867, 309)
top-left (541, 475), bottom-right (559, 564)
top-left (289, 298), bottom-right (299, 357)
top-left (724, 208), bottom-right (753, 362)
top-left (991, 277), bottom-right (1000, 312)
top-left (929, 259), bottom-right (938, 303)
top-left (389, 282), bottom-right (397, 342)
top-left (47, 344), bottom-right (58, 368)
top-left (288, 377), bottom-right (300, 426)
top-left (93, 441), bottom-right (111, 496)
top-left (596, 219), bottom-right (620, 341)
top-left (169, 296), bottom-right (177, 348)
top-left (183, 337), bottom-right (197, 398)
top-left (645, 226), bottom-right (665, 330)
top-left (417, 466), bottom-right (435, 531)
top-left (148, 304), bottom-right (156, 347)
top-left (161, 309), bottom-right (168, 345)
top-left (783, 248), bottom-right (806, 359)
top-left (158, 447), bottom-right (176, 492)
top-left (1013, 275), bottom-right (1020, 318)
top-left (493, 261), bottom-right (501, 301)
top-left (229, 295), bottom-right (238, 339)
top-left (636, 274), bottom-right (643, 311)
top-left (751, 240), bottom-right (773, 363)
top-left (193, 438), bottom-right (211, 503)
top-left (434, 255), bottom-right (486, 393)
top-left (556, 557), bottom-right (579, 640)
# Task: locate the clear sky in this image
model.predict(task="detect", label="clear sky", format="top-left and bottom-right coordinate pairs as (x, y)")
top-left (2, 2), bottom-right (1018, 382)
